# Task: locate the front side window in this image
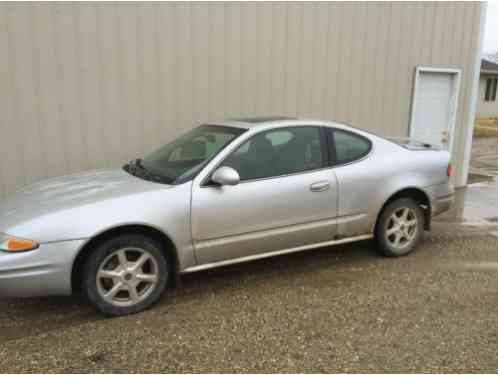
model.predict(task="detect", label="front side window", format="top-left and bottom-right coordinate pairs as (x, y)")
top-left (221, 126), bottom-right (325, 181)
top-left (138, 125), bottom-right (245, 184)
top-left (330, 129), bottom-right (371, 165)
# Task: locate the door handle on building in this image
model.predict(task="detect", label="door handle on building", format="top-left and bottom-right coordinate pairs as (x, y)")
top-left (441, 130), bottom-right (449, 144)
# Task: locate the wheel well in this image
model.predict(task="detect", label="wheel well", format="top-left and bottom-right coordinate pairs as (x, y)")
top-left (375, 188), bottom-right (432, 232)
top-left (71, 225), bottom-right (180, 294)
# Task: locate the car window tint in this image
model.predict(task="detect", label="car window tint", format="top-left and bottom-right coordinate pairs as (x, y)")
top-left (333, 130), bottom-right (371, 164)
top-left (222, 126), bottom-right (324, 181)
top-left (266, 130), bottom-right (294, 146)
top-left (232, 139), bottom-right (250, 156)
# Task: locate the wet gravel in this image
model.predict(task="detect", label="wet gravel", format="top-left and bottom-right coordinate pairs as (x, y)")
top-left (470, 137), bottom-right (498, 177)
top-left (1, 223), bottom-right (498, 372)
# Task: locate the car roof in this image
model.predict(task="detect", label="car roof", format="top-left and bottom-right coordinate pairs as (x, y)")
top-left (228, 116), bottom-right (298, 124)
top-left (209, 116), bottom-right (355, 132)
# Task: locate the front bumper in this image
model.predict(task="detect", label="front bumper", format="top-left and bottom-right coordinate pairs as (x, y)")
top-left (0, 239), bottom-right (85, 297)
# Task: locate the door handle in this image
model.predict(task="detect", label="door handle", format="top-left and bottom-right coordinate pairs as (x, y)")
top-left (441, 130), bottom-right (449, 144)
top-left (310, 181), bottom-right (330, 192)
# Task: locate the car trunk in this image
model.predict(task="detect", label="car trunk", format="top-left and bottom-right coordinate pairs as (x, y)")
top-left (385, 137), bottom-right (442, 151)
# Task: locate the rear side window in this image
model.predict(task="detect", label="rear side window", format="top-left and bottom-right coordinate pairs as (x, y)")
top-left (328, 129), bottom-right (371, 165)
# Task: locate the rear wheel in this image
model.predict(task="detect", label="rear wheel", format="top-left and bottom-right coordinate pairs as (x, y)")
top-left (82, 234), bottom-right (169, 316)
top-left (375, 198), bottom-right (424, 257)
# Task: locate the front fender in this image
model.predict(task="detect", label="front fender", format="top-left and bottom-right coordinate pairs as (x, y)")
top-left (4, 183), bottom-right (196, 271)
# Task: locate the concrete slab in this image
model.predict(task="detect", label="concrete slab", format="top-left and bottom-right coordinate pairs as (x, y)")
top-left (436, 137), bottom-right (498, 233)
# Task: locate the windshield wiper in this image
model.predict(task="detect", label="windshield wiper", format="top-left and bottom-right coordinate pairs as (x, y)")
top-left (124, 159), bottom-right (172, 184)
top-left (123, 158), bottom-right (141, 176)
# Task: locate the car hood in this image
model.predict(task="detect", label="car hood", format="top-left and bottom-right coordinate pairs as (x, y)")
top-left (0, 168), bottom-right (171, 238)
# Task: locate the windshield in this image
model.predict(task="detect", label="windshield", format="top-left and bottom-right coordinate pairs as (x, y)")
top-left (133, 125), bottom-right (245, 184)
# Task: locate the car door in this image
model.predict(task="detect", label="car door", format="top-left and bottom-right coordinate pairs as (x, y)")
top-left (190, 126), bottom-right (339, 265)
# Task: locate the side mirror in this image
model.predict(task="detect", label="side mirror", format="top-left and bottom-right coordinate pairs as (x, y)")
top-left (211, 166), bottom-right (240, 186)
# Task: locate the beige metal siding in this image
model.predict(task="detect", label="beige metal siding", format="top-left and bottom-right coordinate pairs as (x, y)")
top-left (0, 2), bottom-right (483, 194)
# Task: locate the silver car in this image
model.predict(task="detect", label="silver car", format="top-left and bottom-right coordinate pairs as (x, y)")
top-left (0, 117), bottom-right (454, 315)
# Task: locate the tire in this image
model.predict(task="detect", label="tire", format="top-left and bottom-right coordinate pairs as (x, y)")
top-left (375, 198), bottom-right (424, 257)
top-left (82, 234), bottom-right (169, 316)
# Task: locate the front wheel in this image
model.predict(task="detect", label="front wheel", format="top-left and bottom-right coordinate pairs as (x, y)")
top-left (375, 198), bottom-right (424, 257)
top-left (82, 234), bottom-right (169, 316)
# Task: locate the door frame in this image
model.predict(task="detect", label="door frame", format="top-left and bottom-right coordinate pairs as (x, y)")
top-left (409, 66), bottom-right (462, 155)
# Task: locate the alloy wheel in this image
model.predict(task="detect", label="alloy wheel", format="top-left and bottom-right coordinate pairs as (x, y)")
top-left (385, 207), bottom-right (418, 250)
top-left (96, 247), bottom-right (159, 307)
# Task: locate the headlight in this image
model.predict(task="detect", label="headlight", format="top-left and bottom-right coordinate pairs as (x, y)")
top-left (0, 233), bottom-right (39, 252)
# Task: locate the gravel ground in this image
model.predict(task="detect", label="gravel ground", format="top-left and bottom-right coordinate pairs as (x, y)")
top-left (1, 224), bottom-right (498, 373)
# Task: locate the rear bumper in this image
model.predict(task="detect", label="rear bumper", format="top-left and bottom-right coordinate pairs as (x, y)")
top-left (426, 182), bottom-right (454, 217)
top-left (0, 239), bottom-right (84, 297)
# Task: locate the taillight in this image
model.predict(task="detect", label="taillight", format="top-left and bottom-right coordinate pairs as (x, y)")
top-left (447, 163), bottom-right (452, 177)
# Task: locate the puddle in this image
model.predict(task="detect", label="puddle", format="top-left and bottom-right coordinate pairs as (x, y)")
top-left (435, 177), bottom-right (498, 235)
top-left (467, 173), bottom-right (495, 185)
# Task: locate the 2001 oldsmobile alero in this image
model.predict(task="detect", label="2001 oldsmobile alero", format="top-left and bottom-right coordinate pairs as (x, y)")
top-left (0, 117), bottom-right (454, 315)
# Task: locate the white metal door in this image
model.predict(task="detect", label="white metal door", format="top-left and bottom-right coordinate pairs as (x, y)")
top-left (410, 68), bottom-right (461, 150)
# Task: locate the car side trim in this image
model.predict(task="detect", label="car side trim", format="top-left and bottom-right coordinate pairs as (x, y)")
top-left (195, 216), bottom-right (338, 244)
top-left (181, 233), bottom-right (373, 274)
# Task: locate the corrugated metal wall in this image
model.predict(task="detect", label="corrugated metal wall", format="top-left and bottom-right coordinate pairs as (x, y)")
top-left (0, 2), bottom-right (482, 194)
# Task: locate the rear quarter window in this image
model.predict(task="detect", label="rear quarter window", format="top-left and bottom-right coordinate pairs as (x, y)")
top-left (329, 129), bottom-right (372, 165)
